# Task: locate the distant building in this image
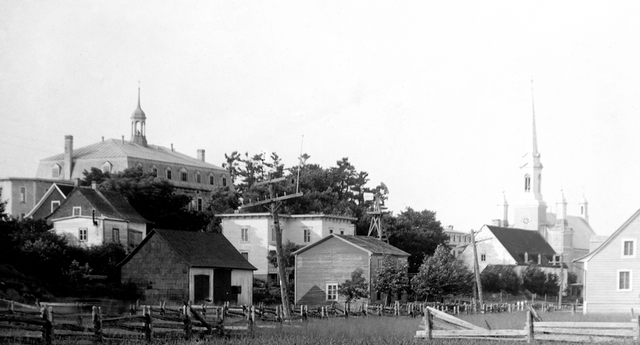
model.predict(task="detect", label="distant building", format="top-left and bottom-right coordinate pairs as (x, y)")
top-left (48, 184), bottom-right (148, 249)
top-left (219, 213), bottom-right (356, 281)
top-left (0, 178), bottom-right (74, 219)
top-left (575, 208), bottom-right (640, 313)
top-left (293, 234), bottom-right (409, 305)
top-left (443, 225), bottom-right (472, 257)
top-left (34, 88), bottom-right (231, 206)
top-left (119, 229), bottom-right (256, 305)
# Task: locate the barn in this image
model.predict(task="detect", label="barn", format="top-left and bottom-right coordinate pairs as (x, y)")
top-left (119, 229), bottom-right (256, 305)
top-left (294, 234), bottom-right (409, 305)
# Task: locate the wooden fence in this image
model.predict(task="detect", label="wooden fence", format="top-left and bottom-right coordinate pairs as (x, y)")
top-left (415, 306), bottom-right (640, 343)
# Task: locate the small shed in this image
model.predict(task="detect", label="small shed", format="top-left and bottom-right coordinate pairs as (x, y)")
top-left (119, 229), bottom-right (256, 305)
top-left (294, 234), bottom-right (409, 305)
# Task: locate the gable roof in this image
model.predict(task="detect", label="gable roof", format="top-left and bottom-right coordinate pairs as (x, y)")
top-left (545, 213), bottom-right (596, 250)
top-left (48, 187), bottom-right (147, 224)
top-left (40, 139), bottom-right (225, 171)
top-left (484, 225), bottom-right (557, 265)
top-left (293, 234), bottom-right (410, 257)
top-left (25, 182), bottom-right (76, 218)
top-left (118, 229), bottom-right (257, 270)
top-left (575, 208), bottom-right (640, 263)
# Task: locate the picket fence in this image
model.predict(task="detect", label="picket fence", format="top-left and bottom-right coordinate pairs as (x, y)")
top-left (415, 306), bottom-right (640, 343)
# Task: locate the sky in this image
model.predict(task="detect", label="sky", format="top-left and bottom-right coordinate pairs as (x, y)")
top-left (2, 1), bottom-right (640, 236)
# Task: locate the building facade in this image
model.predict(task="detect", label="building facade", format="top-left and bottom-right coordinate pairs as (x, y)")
top-left (0, 178), bottom-right (74, 219)
top-left (219, 213), bottom-right (356, 281)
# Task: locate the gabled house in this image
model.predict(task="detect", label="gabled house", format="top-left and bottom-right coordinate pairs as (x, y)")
top-left (219, 213), bottom-right (356, 281)
top-left (293, 234), bottom-right (409, 305)
top-left (25, 183), bottom-right (75, 219)
top-left (458, 225), bottom-right (564, 279)
top-left (575, 208), bottom-right (640, 313)
top-left (47, 184), bottom-right (148, 248)
top-left (0, 178), bottom-right (75, 220)
top-left (119, 229), bottom-right (257, 305)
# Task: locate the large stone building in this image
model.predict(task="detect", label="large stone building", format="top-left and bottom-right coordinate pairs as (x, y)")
top-left (491, 101), bottom-right (596, 275)
top-left (34, 89), bottom-right (231, 208)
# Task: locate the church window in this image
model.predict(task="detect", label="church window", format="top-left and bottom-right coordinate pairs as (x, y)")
top-left (480, 254), bottom-right (486, 262)
top-left (623, 240), bottom-right (636, 258)
top-left (524, 174), bottom-right (531, 192)
top-left (618, 270), bottom-right (632, 291)
top-left (102, 161), bottom-right (112, 174)
top-left (52, 164), bottom-right (61, 178)
top-left (538, 174), bottom-right (541, 193)
top-left (166, 168), bottom-right (172, 180)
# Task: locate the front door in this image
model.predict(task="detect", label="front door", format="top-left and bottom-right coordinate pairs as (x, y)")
top-left (194, 274), bottom-right (210, 303)
top-left (213, 269), bottom-right (232, 303)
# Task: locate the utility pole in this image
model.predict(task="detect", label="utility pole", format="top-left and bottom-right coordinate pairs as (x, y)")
top-left (558, 253), bottom-right (564, 309)
top-left (240, 176), bottom-right (302, 318)
top-left (470, 229), bottom-right (484, 308)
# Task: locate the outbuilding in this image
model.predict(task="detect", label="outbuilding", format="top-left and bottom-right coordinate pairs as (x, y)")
top-left (119, 229), bottom-right (256, 305)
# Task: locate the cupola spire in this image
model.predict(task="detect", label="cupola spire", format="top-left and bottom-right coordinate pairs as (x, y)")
top-left (130, 84), bottom-right (148, 146)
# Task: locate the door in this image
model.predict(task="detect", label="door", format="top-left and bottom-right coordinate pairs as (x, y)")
top-left (194, 274), bottom-right (210, 303)
top-left (213, 269), bottom-right (232, 303)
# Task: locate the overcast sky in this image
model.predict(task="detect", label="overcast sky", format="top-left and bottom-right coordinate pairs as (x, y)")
top-left (2, 1), bottom-right (640, 236)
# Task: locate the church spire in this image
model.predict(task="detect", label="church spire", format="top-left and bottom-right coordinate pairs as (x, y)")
top-left (531, 80), bottom-right (539, 156)
top-left (130, 85), bottom-right (148, 146)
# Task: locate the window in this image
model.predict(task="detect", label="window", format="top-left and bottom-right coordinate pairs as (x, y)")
top-left (618, 270), bottom-right (632, 291)
top-left (623, 240), bottom-right (636, 258)
top-left (524, 174), bottom-right (531, 193)
top-left (112, 228), bottom-right (120, 243)
top-left (196, 172), bottom-right (202, 184)
top-left (209, 175), bottom-right (215, 185)
top-left (20, 187), bottom-right (26, 203)
top-left (303, 228), bottom-right (311, 243)
top-left (240, 251), bottom-right (249, 261)
top-left (73, 207), bottom-right (81, 216)
top-left (181, 171), bottom-right (188, 182)
top-left (340, 230), bottom-right (344, 235)
top-left (326, 283), bottom-right (338, 301)
top-left (197, 197), bottom-right (203, 211)
top-left (241, 227), bottom-right (248, 242)
top-left (222, 176), bottom-right (227, 187)
top-left (166, 169), bottom-right (172, 180)
top-left (20, 213), bottom-right (25, 219)
top-left (79, 228), bottom-right (88, 242)
top-left (52, 164), bottom-right (60, 178)
top-left (102, 161), bottom-right (112, 174)
top-left (51, 200), bottom-right (60, 213)
top-left (152, 166), bottom-right (158, 176)
top-left (329, 228), bottom-right (334, 234)
top-left (480, 254), bottom-right (486, 262)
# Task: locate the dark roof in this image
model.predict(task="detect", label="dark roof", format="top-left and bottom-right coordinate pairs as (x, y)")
top-left (57, 184), bottom-right (75, 197)
top-left (486, 225), bottom-right (557, 265)
top-left (78, 188), bottom-right (148, 224)
top-left (118, 229), bottom-right (256, 270)
top-left (294, 234), bottom-right (410, 257)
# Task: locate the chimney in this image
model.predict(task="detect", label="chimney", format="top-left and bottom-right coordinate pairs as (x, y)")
top-left (171, 143), bottom-right (174, 152)
top-left (102, 136), bottom-right (104, 142)
top-left (121, 135), bottom-right (125, 144)
top-left (197, 149), bottom-right (205, 161)
top-left (64, 135), bottom-right (73, 179)
top-left (91, 181), bottom-right (97, 190)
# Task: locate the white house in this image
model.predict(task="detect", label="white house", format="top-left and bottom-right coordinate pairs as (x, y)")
top-left (575, 208), bottom-right (640, 313)
top-left (219, 213), bottom-right (356, 281)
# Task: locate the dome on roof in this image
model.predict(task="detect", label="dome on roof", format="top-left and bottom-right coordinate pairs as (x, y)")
top-left (131, 87), bottom-right (146, 120)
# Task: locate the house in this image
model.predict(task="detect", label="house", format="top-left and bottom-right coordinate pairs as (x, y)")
top-left (25, 183), bottom-right (75, 219)
top-left (0, 178), bottom-right (74, 219)
top-left (47, 184), bottom-right (148, 248)
top-left (34, 88), bottom-right (232, 208)
top-left (119, 229), bottom-right (256, 305)
top-left (574, 208), bottom-right (640, 313)
top-left (219, 213), bottom-right (356, 281)
top-left (293, 234), bottom-right (409, 305)
top-left (458, 225), bottom-right (565, 280)
top-left (443, 225), bottom-right (472, 257)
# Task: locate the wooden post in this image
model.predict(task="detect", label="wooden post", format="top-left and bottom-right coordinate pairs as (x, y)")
top-left (526, 309), bottom-right (534, 343)
top-left (344, 301), bottom-right (348, 318)
top-left (9, 300), bottom-right (14, 314)
top-left (470, 229), bottom-right (484, 309)
top-left (92, 306), bottom-right (102, 343)
top-left (144, 305), bottom-right (153, 342)
top-left (424, 308), bottom-right (432, 341)
top-left (636, 316), bottom-right (640, 341)
top-left (183, 303), bottom-right (192, 340)
top-left (41, 305), bottom-right (53, 345)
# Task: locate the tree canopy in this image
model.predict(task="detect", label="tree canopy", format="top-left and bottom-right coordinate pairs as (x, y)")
top-left (371, 255), bottom-right (410, 305)
top-left (411, 244), bottom-right (473, 301)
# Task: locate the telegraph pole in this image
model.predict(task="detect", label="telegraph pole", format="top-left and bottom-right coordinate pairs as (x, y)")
top-left (240, 176), bottom-right (302, 318)
top-left (558, 253), bottom-right (564, 308)
top-left (470, 229), bottom-right (484, 308)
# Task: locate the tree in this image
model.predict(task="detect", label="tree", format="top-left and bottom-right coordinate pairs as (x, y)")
top-left (79, 167), bottom-right (111, 186)
top-left (411, 245), bottom-right (473, 301)
top-left (480, 265), bottom-right (520, 294)
top-left (521, 264), bottom-right (548, 295)
top-left (204, 187), bottom-right (241, 233)
top-left (387, 207), bottom-right (448, 273)
top-left (371, 255), bottom-right (409, 305)
top-left (338, 268), bottom-right (369, 302)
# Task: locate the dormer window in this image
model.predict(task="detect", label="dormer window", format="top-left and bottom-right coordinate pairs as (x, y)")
top-left (196, 172), bottom-right (202, 184)
top-left (222, 176), bottom-right (227, 187)
top-left (152, 166), bottom-right (158, 177)
top-left (180, 169), bottom-right (188, 182)
top-left (209, 174), bottom-right (215, 185)
top-left (52, 164), bottom-right (61, 178)
top-left (102, 161), bottom-right (112, 174)
top-left (166, 168), bottom-right (172, 180)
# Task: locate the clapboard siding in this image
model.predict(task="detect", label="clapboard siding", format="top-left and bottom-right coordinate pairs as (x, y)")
top-left (584, 212), bottom-right (640, 313)
top-left (295, 237), bottom-right (369, 304)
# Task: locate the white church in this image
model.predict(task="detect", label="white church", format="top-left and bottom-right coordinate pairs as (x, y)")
top-left (491, 101), bottom-right (596, 275)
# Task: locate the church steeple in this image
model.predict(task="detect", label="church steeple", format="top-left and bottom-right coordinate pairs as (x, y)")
top-left (130, 86), bottom-right (148, 146)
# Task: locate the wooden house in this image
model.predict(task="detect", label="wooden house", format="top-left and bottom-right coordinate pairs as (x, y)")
top-left (119, 229), bottom-right (256, 305)
top-left (0, 177), bottom-right (74, 219)
top-left (575, 209), bottom-right (640, 313)
top-left (25, 182), bottom-right (75, 219)
top-left (219, 213), bottom-right (356, 281)
top-left (47, 185), bottom-right (148, 248)
top-left (293, 234), bottom-right (409, 305)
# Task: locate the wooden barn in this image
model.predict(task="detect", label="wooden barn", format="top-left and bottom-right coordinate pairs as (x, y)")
top-left (293, 234), bottom-right (409, 305)
top-left (119, 229), bottom-right (256, 305)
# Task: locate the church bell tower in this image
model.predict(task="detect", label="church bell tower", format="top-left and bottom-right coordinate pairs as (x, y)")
top-left (130, 87), bottom-right (148, 147)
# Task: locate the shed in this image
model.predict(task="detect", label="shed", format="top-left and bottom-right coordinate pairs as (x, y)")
top-left (293, 234), bottom-right (409, 305)
top-left (119, 229), bottom-right (256, 305)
